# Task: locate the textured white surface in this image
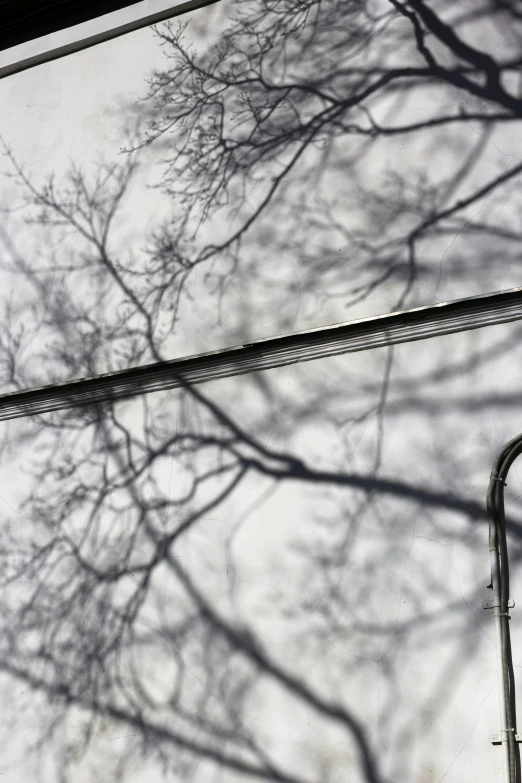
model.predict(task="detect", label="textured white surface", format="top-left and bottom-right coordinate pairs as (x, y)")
top-left (1, 322), bottom-right (521, 782)
top-left (0, 2), bottom-right (521, 781)
top-left (0, 2), bottom-right (521, 374)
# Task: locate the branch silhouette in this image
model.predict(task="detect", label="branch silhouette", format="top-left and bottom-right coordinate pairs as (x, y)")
top-left (0, 1), bottom-right (521, 781)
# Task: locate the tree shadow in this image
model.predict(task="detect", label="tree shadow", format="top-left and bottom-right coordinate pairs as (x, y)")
top-left (0, 1), bottom-right (521, 781)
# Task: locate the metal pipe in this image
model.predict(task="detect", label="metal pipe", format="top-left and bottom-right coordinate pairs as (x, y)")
top-left (487, 440), bottom-right (522, 783)
top-left (491, 544), bottom-right (511, 783)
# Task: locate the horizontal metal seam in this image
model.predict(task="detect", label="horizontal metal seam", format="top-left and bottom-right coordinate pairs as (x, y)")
top-left (0, 286), bottom-right (521, 420)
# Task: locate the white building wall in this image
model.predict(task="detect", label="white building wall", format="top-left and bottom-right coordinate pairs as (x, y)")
top-left (1, 0), bottom-right (521, 381)
top-left (0, 2), bottom-right (521, 782)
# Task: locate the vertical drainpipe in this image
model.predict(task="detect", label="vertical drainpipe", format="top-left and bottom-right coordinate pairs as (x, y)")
top-left (487, 436), bottom-right (522, 783)
top-left (490, 533), bottom-right (511, 783)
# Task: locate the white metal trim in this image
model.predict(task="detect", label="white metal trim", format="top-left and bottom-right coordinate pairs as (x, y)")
top-left (0, 0), bottom-right (218, 80)
top-left (1, 287), bottom-right (522, 421)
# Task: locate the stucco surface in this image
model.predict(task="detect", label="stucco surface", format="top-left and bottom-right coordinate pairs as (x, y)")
top-left (0, 2), bottom-right (520, 781)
